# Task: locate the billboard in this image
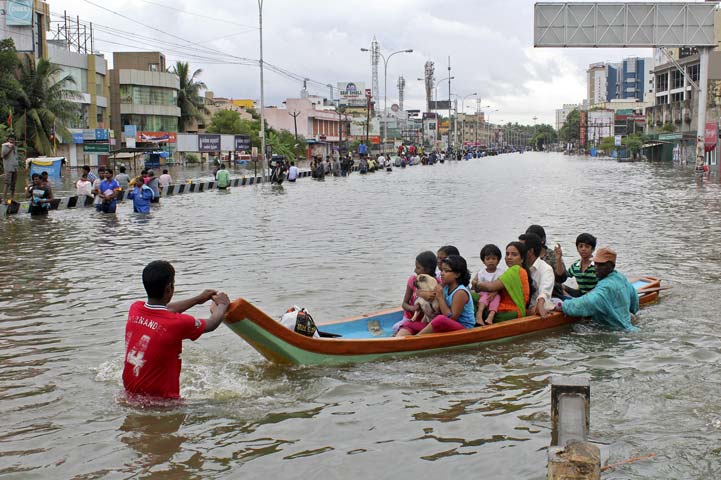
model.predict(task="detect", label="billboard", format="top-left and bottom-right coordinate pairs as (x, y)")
top-left (198, 134), bottom-right (221, 152)
top-left (137, 131), bottom-right (177, 143)
top-left (705, 122), bottom-right (717, 153)
top-left (429, 100), bottom-right (451, 110)
top-left (234, 135), bottom-right (251, 152)
top-left (6, 0), bottom-right (33, 26)
top-left (338, 82), bottom-right (365, 100)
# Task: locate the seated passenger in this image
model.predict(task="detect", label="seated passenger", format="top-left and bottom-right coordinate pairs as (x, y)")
top-left (522, 232), bottom-right (555, 318)
top-left (436, 245), bottom-right (460, 281)
top-left (561, 247), bottom-right (639, 331)
top-left (417, 255), bottom-right (476, 334)
top-left (553, 233), bottom-right (598, 297)
top-left (471, 244), bottom-right (504, 325)
top-left (400, 251), bottom-right (439, 322)
top-left (474, 242), bottom-right (533, 322)
top-left (396, 255), bottom-right (475, 336)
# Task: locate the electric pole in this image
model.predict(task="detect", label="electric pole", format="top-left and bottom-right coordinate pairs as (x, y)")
top-left (289, 111), bottom-right (300, 142)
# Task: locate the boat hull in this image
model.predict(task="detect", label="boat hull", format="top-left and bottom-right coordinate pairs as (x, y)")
top-left (223, 277), bottom-right (661, 365)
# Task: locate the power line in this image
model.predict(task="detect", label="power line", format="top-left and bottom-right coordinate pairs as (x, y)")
top-left (133, 0), bottom-right (258, 29)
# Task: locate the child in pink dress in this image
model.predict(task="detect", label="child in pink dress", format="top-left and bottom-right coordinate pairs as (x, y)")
top-left (471, 244), bottom-right (503, 325)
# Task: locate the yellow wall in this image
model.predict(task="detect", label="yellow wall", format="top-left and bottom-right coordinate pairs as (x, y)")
top-left (231, 99), bottom-right (255, 109)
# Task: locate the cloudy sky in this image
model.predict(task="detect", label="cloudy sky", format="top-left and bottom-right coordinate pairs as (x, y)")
top-left (50, 0), bottom-right (654, 125)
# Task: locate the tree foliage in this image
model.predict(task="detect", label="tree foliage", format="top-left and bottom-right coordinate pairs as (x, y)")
top-left (13, 56), bottom-right (78, 156)
top-left (559, 109), bottom-right (581, 143)
top-left (169, 61), bottom-right (208, 132)
top-left (0, 39), bottom-right (21, 126)
top-left (531, 124), bottom-right (557, 150)
top-left (206, 109), bottom-right (307, 159)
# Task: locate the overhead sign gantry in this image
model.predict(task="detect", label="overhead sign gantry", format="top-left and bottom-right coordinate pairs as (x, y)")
top-left (534, 2), bottom-right (717, 168)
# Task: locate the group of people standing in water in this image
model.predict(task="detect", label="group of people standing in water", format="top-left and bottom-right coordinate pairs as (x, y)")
top-left (396, 224), bottom-right (640, 336)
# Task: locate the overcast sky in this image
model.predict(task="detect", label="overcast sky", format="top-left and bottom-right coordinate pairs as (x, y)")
top-left (50, 0), bottom-right (655, 125)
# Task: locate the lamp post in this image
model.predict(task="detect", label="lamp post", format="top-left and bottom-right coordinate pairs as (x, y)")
top-left (258, 0), bottom-right (267, 180)
top-left (486, 109), bottom-right (498, 149)
top-left (361, 47), bottom-right (413, 154)
top-left (460, 92), bottom-right (477, 150)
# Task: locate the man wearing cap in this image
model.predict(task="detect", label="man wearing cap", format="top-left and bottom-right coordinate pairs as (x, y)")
top-left (561, 247), bottom-right (639, 331)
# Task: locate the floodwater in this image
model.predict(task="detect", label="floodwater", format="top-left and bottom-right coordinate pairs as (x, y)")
top-left (1, 152), bottom-right (720, 479)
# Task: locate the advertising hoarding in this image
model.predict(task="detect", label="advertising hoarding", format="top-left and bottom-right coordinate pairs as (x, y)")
top-left (6, 0), bottom-right (33, 26)
top-left (234, 135), bottom-right (251, 152)
top-left (137, 131), bottom-right (177, 143)
top-left (198, 134), bottom-right (221, 152)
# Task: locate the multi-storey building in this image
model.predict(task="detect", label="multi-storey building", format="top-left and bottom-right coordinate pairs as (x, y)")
top-left (588, 58), bottom-right (653, 106)
top-left (555, 103), bottom-right (580, 132)
top-left (109, 52), bottom-right (180, 144)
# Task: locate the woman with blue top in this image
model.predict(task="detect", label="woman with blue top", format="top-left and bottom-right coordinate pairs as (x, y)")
top-left (416, 255), bottom-right (476, 335)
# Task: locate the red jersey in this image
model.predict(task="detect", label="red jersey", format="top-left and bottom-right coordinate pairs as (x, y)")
top-left (123, 301), bottom-right (206, 399)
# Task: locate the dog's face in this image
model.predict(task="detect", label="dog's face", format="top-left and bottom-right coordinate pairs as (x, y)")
top-left (415, 274), bottom-right (438, 292)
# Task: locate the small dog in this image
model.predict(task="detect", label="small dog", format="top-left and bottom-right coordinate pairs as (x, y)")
top-left (411, 274), bottom-right (440, 323)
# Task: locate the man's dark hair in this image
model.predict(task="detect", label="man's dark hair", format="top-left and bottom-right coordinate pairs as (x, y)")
top-left (119, 166), bottom-right (126, 173)
top-left (576, 233), bottom-right (597, 249)
top-left (82, 165), bottom-right (90, 172)
top-left (522, 232), bottom-right (543, 257)
top-left (105, 168), bottom-right (113, 175)
top-left (162, 169), bottom-right (168, 174)
top-left (8, 135), bottom-right (15, 140)
top-left (525, 224), bottom-right (547, 244)
top-left (31, 173), bottom-right (40, 179)
top-left (142, 261), bottom-right (175, 299)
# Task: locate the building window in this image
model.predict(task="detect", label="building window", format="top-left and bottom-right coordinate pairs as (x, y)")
top-left (672, 69), bottom-right (684, 89)
top-left (687, 64), bottom-right (699, 83)
top-left (121, 114), bottom-right (178, 132)
top-left (657, 95), bottom-right (669, 105)
top-left (656, 73), bottom-right (668, 92)
top-left (149, 63), bottom-right (159, 72)
top-left (671, 92), bottom-right (684, 103)
top-left (58, 66), bottom-right (88, 93)
top-left (119, 85), bottom-right (178, 106)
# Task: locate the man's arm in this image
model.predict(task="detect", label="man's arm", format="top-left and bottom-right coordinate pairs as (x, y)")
top-left (204, 293), bottom-right (230, 332)
top-left (562, 287), bottom-right (601, 318)
top-left (630, 283), bottom-right (640, 314)
top-left (167, 289), bottom-right (217, 313)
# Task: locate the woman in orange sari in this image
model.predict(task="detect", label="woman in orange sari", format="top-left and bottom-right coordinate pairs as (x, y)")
top-left (474, 241), bottom-right (533, 323)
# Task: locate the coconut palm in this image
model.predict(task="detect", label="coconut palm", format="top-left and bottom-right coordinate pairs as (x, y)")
top-left (13, 56), bottom-right (78, 156)
top-left (169, 61), bottom-right (208, 132)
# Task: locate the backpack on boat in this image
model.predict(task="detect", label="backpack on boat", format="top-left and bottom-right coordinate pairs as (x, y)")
top-left (279, 306), bottom-right (340, 338)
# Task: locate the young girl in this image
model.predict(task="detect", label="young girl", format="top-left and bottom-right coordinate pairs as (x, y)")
top-left (393, 251), bottom-right (438, 335)
top-left (471, 244), bottom-right (503, 326)
top-left (416, 255), bottom-right (475, 334)
top-left (475, 242), bottom-right (533, 322)
top-left (401, 251), bottom-right (438, 320)
top-left (436, 245), bottom-right (460, 278)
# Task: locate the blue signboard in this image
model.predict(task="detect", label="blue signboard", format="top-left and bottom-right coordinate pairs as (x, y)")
top-left (28, 158), bottom-right (64, 179)
top-left (72, 133), bottom-right (84, 144)
top-left (123, 125), bottom-right (137, 138)
top-left (95, 128), bottom-right (109, 141)
top-left (7, 0), bottom-right (33, 26)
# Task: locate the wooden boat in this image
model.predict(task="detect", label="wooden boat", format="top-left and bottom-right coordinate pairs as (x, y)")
top-left (224, 277), bottom-right (662, 366)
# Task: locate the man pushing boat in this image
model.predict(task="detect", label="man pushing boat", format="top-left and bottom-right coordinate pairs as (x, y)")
top-left (561, 247), bottom-right (639, 331)
top-left (122, 260), bottom-right (230, 399)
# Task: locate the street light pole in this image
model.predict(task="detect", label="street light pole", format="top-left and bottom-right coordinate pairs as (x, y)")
top-left (258, 0), bottom-right (267, 181)
top-left (460, 92), bottom-right (477, 150)
top-left (361, 47), bottom-right (412, 155)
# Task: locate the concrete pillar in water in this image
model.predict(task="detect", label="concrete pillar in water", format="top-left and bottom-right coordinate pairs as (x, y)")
top-left (547, 376), bottom-right (599, 480)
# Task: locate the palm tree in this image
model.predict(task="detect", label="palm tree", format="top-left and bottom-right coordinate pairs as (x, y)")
top-left (13, 56), bottom-right (78, 156)
top-left (169, 61), bottom-right (208, 132)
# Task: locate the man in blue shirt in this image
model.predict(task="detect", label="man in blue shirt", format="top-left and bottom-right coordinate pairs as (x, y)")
top-left (98, 168), bottom-right (121, 213)
top-left (562, 247), bottom-right (639, 331)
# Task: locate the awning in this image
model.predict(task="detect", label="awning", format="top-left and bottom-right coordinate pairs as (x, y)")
top-left (641, 141), bottom-right (665, 148)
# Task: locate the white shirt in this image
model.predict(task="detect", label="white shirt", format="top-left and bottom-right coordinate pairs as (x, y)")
top-left (75, 179), bottom-right (93, 196)
top-left (529, 257), bottom-right (555, 307)
top-left (159, 173), bottom-right (172, 188)
top-left (378, 155), bottom-right (386, 166)
top-left (288, 165), bottom-right (299, 180)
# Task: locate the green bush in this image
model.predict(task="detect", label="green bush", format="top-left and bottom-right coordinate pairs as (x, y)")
top-left (185, 153), bottom-right (200, 164)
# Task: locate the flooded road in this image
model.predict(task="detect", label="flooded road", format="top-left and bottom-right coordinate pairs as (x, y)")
top-left (1, 152), bottom-right (720, 479)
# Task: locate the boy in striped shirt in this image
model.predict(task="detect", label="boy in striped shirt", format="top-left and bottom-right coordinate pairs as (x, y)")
top-left (553, 233), bottom-right (598, 297)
